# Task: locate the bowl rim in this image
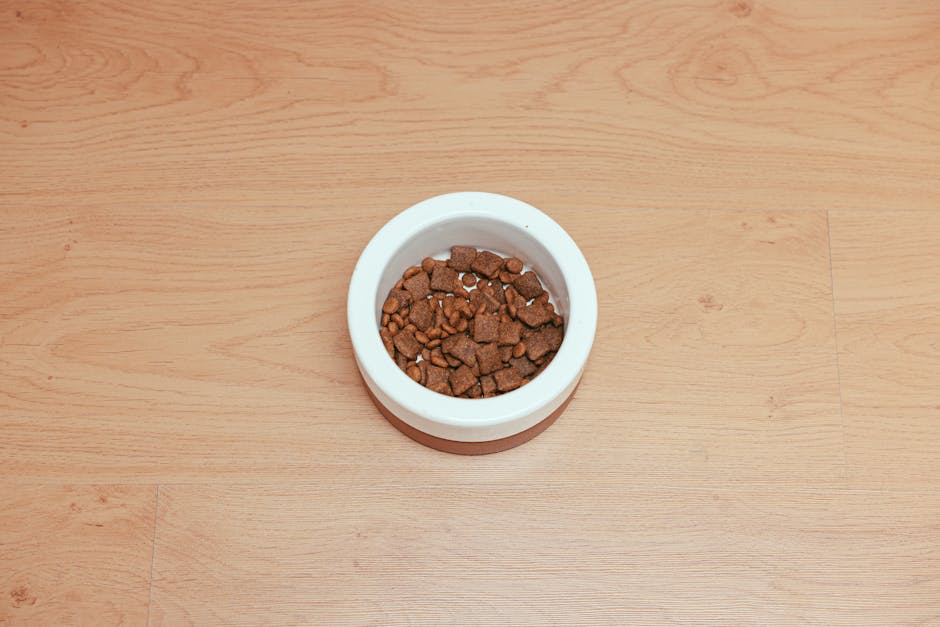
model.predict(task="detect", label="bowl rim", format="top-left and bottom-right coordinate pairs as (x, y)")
top-left (347, 191), bottom-right (597, 430)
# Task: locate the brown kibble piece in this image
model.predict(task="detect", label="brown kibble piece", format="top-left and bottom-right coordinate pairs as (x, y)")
top-left (406, 365), bottom-right (422, 382)
top-left (525, 327), bottom-right (552, 361)
top-left (471, 250), bottom-right (504, 278)
top-left (475, 342), bottom-right (502, 375)
top-left (499, 271), bottom-right (517, 285)
top-left (493, 367), bottom-right (523, 392)
top-left (505, 258), bottom-right (524, 274)
top-left (403, 323), bottom-right (417, 334)
top-left (449, 364), bottom-right (478, 396)
top-left (427, 338), bottom-right (441, 349)
top-left (428, 381), bottom-right (452, 396)
top-left (395, 351), bottom-right (408, 370)
top-left (427, 327), bottom-right (442, 340)
top-left (441, 333), bottom-right (479, 367)
top-left (473, 314), bottom-right (499, 343)
top-left (513, 271), bottom-right (544, 301)
top-left (382, 296), bottom-right (400, 315)
top-left (510, 356), bottom-right (536, 377)
top-left (442, 322), bottom-right (457, 335)
top-left (390, 289), bottom-right (412, 310)
top-left (425, 363), bottom-right (450, 389)
top-left (456, 300), bottom-right (473, 318)
top-left (454, 286), bottom-right (469, 300)
top-left (498, 319), bottom-right (523, 346)
top-left (415, 331), bottom-right (429, 345)
top-left (466, 383), bottom-right (483, 399)
top-left (393, 329), bottom-right (422, 360)
top-left (449, 246), bottom-right (478, 272)
top-left (480, 375), bottom-right (497, 397)
top-left (429, 348), bottom-right (448, 368)
top-left (541, 325), bottom-right (564, 352)
top-left (403, 266), bottom-right (422, 279)
top-left (517, 301), bottom-right (553, 328)
top-left (513, 342), bottom-right (527, 358)
top-left (553, 314), bottom-right (564, 327)
top-left (408, 298), bottom-right (434, 331)
top-left (469, 289), bottom-right (501, 316)
top-left (381, 313), bottom-right (390, 326)
top-left (489, 282), bottom-right (506, 304)
top-left (422, 257), bottom-right (436, 274)
top-left (456, 318), bottom-right (468, 333)
top-left (392, 313), bottom-right (404, 327)
top-left (403, 271), bottom-right (431, 302)
top-left (445, 354), bottom-right (462, 368)
top-left (430, 265), bottom-right (459, 292)
top-left (388, 321), bottom-right (399, 335)
top-left (461, 273), bottom-right (476, 287)
top-left (379, 328), bottom-right (395, 358)
top-left (498, 345), bottom-right (513, 363)
top-left (421, 347), bottom-right (431, 362)
top-left (418, 360), bottom-right (428, 384)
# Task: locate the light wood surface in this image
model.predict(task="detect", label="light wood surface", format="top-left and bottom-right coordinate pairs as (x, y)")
top-left (150, 485), bottom-right (940, 626)
top-left (0, 486), bottom-right (156, 626)
top-left (2, 0), bottom-right (939, 624)
top-left (830, 211), bottom-right (940, 490)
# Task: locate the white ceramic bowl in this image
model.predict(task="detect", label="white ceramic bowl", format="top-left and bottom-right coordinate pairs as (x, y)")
top-left (348, 192), bottom-right (597, 452)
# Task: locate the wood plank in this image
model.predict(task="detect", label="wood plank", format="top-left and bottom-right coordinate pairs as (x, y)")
top-left (150, 484), bottom-right (940, 625)
top-left (0, 485), bottom-right (156, 626)
top-left (0, 209), bottom-right (843, 486)
top-left (2, 0), bottom-right (939, 212)
top-left (829, 211), bottom-right (940, 489)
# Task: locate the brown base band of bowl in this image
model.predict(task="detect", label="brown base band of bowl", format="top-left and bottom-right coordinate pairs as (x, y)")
top-left (362, 378), bottom-right (578, 455)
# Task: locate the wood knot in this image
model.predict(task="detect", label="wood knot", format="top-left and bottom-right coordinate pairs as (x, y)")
top-left (698, 294), bottom-right (724, 312)
top-left (729, 0), bottom-right (752, 17)
top-left (11, 585), bottom-right (37, 608)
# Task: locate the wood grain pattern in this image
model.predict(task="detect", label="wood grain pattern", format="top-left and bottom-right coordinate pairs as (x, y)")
top-left (0, 209), bottom-right (844, 486)
top-left (150, 484), bottom-right (940, 626)
top-left (0, 486), bottom-right (156, 626)
top-left (830, 211), bottom-right (940, 490)
top-left (2, 0), bottom-right (939, 212)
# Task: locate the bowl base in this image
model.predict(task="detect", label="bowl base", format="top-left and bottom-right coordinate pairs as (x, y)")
top-left (362, 379), bottom-right (578, 455)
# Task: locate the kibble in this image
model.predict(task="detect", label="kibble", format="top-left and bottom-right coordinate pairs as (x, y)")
top-left (378, 247), bottom-right (565, 397)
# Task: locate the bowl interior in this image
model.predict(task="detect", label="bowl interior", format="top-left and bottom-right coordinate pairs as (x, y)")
top-left (373, 216), bottom-right (569, 327)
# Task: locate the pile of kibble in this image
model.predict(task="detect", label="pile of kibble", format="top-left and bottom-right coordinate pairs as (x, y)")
top-left (379, 246), bottom-right (564, 398)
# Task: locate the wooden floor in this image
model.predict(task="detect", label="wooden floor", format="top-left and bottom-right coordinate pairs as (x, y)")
top-left (2, 1), bottom-right (939, 624)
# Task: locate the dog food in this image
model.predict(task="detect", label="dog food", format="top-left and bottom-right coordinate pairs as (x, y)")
top-left (379, 247), bottom-right (564, 397)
